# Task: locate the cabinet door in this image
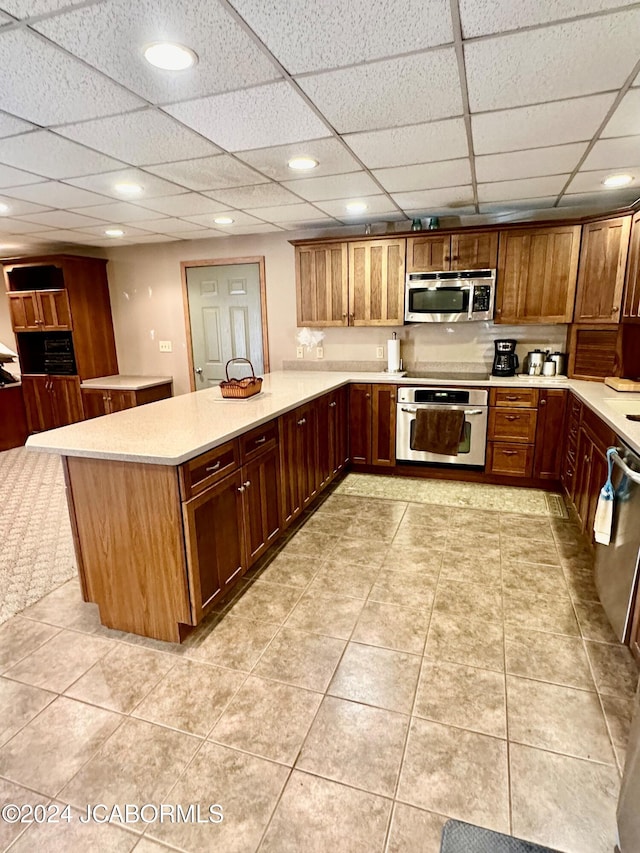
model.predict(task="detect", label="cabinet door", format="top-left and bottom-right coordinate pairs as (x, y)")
top-left (242, 445), bottom-right (282, 567)
top-left (574, 217), bottom-right (631, 323)
top-left (574, 428), bottom-right (593, 528)
top-left (295, 243), bottom-right (348, 327)
top-left (299, 402), bottom-right (319, 509)
top-left (108, 390), bottom-right (136, 413)
top-left (328, 387), bottom-right (349, 477)
top-left (182, 470), bottom-right (244, 622)
top-left (371, 384), bottom-right (396, 466)
top-left (406, 235), bottom-right (450, 271)
top-left (81, 389), bottom-right (109, 420)
top-left (623, 211), bottom-right (640, 323)
top-left (49, 376), bottom-right (83, 427)
top-left (585, 445), bottom-right (608, 542)
top-left (349, 239), bottom-right (406, 325)
top-left (37, 290), bottom-right (72, 330)
top-left (533, 389), bottom-right (567, 480)
top-left (280, 409), bottom-right (303, 528)
top-left (496, 226), bottom-right (581, 323)
top-left (316, 393), bottom-right (332, 490)
top-left (8, 293), bottom-right (39, 330)
top-left (451, 232), bottom-right (498, 271)
top-left (349, 384), bottom-right (372, 464)
top-left (21, 376), bottom-right (55, 432)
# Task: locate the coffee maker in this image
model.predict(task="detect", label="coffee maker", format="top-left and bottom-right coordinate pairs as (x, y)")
top-left (492, 339), bottom-right (519, 377)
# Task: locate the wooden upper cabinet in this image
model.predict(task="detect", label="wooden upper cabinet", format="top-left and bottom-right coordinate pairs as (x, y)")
top-left (349, 239), bottom-right (405, 325)
top-left (406, 235), bottom-right (449, 271)
top-left (622, 211), bottom-right (640, 324)
top-left (295, 242), bottom-right (348, 327)
top-left (407, 231), bottom-right (498, 272)
top-left (496, 225), bottom-right (581, 324)
top-left (574, 216), bottom-right (631, 323)
top-left (8, 290), bottom-right (71, 331)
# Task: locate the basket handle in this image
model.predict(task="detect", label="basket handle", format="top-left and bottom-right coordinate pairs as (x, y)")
top-left (225, 358), bottom-right (256, 381)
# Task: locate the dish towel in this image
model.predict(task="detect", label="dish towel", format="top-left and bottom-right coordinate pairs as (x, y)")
top-left (412, 407), bottom-right (465, 456)
top-left (594, 447), bottom-right (616, 545)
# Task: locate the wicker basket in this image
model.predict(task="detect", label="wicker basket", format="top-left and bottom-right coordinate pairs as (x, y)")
top-left (219, 358), bottom-right (263, 399)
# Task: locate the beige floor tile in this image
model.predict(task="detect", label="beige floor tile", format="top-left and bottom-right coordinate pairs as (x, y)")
top-left (309, 560), bottom-right (380, 599)
top-left (259, 770), bottom-right (392, 853)
top-left (280, 528), bottom-right (342, 555)
top-left (500, 514), bottom-right (554, 541)
top-left (0, 777), bottom-right (50, 850)
top-left (0, 616), bottom-right (59, 673)
top-left (368, 569), bottom-right (436, 610)
top-left (21, 579), bottom-right (102, 633)
top-left (5, 629), bottom-right (111, 693)
top-left (556, 536), bottom-right (595, 562)
top-left (440, 552), bottom-right (502, 587)
top-left (147, 741), bottom-right (289, 853)
top-left (563, 564), bottom-right (600, 602)
top-left (551, 517), bottom-right (587, 544)
top-left (397, 718), bottom-right (509, 832)
top-left (296, 695), bottom-right (409, 796)
top-left (425, 612), bottom-right (505, 672)
top-left (501, 560), bottom-right (570, 598)
top-left (286, 590), bottom-right (364, 639)
top-left (331, 536), bottom-right (390, 568)
top-left (433, 579), bottom-right (502, 623)
top-left (585, 641), bottom-right (639, 699)
top-left (414, 661), bottom-right (506, 738)
top-left (352, 600), bottom-right (430, 654)
top-left (344, 516), bottom-right (401, 542)
top-left (61, 717), bottom-right (200, 814)
top-left (9, 807), bottom-right (139, 852)
top-left (601, 694), bottom-right (635, 770)
top-left (183, 614), bottom-right (280, 671)
top-left (132, 660), bottom-right (245, 736)
top-left (574, 602), bottom-right (619, 644)
top-left (503, 590), bottom-right (580, 636)
top-left (355, 498), bottom-right (408, 522)
top-left (315, 494), bottom-right (367, 516)
top-left (383, 545), bottom-right (444, 574)
top-left (402, 503), bottom-right (452, 526)
top-left (328, 642), bottom-right (421, 714)
top-left (507, 676), bottom-right (615, 763)
top-left (501, 538), bottom-right (560, 566)
top-left (447, 508), bottom-right (502, 533)
top-left (225, 581), bottom-right (302, 624)
top-left (128, 839), bottom-right (171, 852)
top-left (298, 513), bottom-right (353, 536)
top-left (209, 675), bottom-right (322, 765)
top-left (255, 552), bottom-right (319, 588)
top-left (393, 527), bottom-right (448, 550)
top-left (385, 803), bottom-right (448, 853)
top-left (65, 643), bottom-right (174, 713)
top-left (253, 626), bottom-right (346, 691)
top-left (0, 676), bottom-right (55, 747)
top-left (510, 743), bottom-right (619, 853)
top-left (447, 530), bottom-right (501, 551)
top-left (505, 627), bottom-right (595, 690)
top-left (0, 696), bottom-right (121, 795)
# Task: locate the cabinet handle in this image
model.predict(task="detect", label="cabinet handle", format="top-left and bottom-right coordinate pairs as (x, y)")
top-left (502, 450), bottom-right (518, 456)
top-left (329, 401), bottom-right (337, 408)
top-left (349, 312), bottom-right (355, 322)
top-left (540, 399), bottom-right (547, 407)
top-left (612, 306), bottom-right (619, 313)
top-left (366, 393), bottom-right (371, 399)
top-left (206, 461), bottom-right (221, 473)
top-left (297, 417), bottom-right (306, 425)
top-left (243, 480), bottom-right (251, 488)
top-left (504, 415), bottom-right (520, 421)
top-left (237, 485), bottom-right (245, 493)
top-left (341, 313), bottom-right (347, 320)
top-left (505, 395), bottom-right (519, 401)
top-left (255, 436), bottom-right (267, 444)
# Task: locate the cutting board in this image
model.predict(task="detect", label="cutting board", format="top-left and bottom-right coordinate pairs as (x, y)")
top-left (605, 377), bottom-right (640, 392)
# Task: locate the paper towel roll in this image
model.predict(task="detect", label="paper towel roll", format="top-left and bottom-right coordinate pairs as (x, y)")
top-left (387, 338), bottom-right (401, 372)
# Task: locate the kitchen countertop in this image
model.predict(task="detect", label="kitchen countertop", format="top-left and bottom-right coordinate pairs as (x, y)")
top-left (26, 370), bottom-right (640, 464)
top-left (79, 375), bottom-right (173, 391)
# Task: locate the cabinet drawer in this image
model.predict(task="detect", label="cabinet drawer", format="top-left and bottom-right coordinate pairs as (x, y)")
top-left (180, 440), bottom-right (239, 499)
top-left (240, 419), bottom-right (279, 463)
top-left (487, 442), bottom-right (534, 477)
top-left (490, 388), bottom-right (539, 408)
top-left (488, 408), bottom-right (538, 443)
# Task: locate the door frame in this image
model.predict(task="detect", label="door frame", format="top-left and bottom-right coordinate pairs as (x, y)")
top-left (180, 256), bottom-right (270, 392)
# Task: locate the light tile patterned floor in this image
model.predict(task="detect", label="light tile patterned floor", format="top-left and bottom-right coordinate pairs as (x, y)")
top-left (0, 485), bottom-right (638, 852)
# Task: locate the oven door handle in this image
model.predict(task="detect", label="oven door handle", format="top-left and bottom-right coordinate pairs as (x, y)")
top-left (401, 407), bottom-right (418, 414)
top-left (400, 406), bottom-right (484, 415)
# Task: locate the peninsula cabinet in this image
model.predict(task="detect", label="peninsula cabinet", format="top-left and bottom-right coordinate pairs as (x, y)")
top-left (349, 383), bottom-right (396, 467)
top-left (406, 231), bottom-right (498, 272)
top-left (495, 225), bottom-right (581, 323)
top-left (574, 216), bottom-right (631, 324)
top-left (623, 211), bottom-right (640, 324)
top-left (81, 382), bottom-right (173, 419)
top-left (21, 374), bottom-right (83, 432)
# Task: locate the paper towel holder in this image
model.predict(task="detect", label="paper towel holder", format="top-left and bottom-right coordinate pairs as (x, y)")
top-left (385, 332), bottom-right (405, 374)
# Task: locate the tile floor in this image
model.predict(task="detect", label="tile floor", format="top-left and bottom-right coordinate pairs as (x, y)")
top-left (0, 487), bottom-right (638, 853)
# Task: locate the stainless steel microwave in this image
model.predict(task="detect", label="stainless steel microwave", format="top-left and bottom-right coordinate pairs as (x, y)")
top-left (404, 269), bottom-right (496, 323)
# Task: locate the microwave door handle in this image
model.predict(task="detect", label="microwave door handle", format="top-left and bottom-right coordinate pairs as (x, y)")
top-left (467, 284), bottom-right (474, 320)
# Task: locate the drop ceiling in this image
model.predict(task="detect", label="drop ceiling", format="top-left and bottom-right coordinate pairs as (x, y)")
top-left (0, 0), bottom-right (639, 253)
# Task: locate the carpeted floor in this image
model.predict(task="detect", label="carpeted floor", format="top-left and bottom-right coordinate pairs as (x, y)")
top-left (0, 447), bottom-right (76, 625)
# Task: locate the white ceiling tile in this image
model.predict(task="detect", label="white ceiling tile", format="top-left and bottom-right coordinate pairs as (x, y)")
top-left (0, 130), bottom-right (124, 180)
top-left (135, 193), bottom-right (227, 217)
top-left (16, 210), bottom-right (109, 228)
top-left (373, 159), bottom-right (472, 193)
top-left (297, 49), bottom-right (462, 133)
top-left (182, 211), bottom-right (265, 227)
top-left (34, 0), bottom-right (279, 104)
top-left (236, 138), bottom-right (361, 180)
top-left (282, 171), bottom-right (380, 202)
top-left (559, 189), bottom-right (639, 207)
top-left (1, 1), bottom-right (90, 18)
top-left (165, 82), bottom-right (329, 152)
top-left (227, 0), bottom-right (452, 73)
top-left (68, 236), bottom-right (137, 247)
top-left (0, 29), bottom-right (143, 125)
top-left (335, 211), bottom-right (409, 226)
top-left (56, 109), bottom-right (222, 166)
top-left (66, 201), bottom-right (169, 223)
top-left (132, 217), bottom-right (208, 233)
top-left (0, 11), bottom-right (12, 23)
top-left (0, 195), bottom-right (50, 216)
top-left (404, 206), bottom-right (476, 217)
top-left (391, 186), bottom-right (475, 210)
top-left (602, 89), bottom-right (640, 138)
top-left (0, 216), bottom-right (56, 234)
top-left (582, 136), bottom-right (640, 170)
top-left (145, 155), bottom-right (268, 192)
top-left (0, 111), bottom-right (34, 138)
top-left (478, 197), bottom-right (559, 213)
top-left (460, 0), bottom-right (639, 38)
top-left (122, 234), bottom-right (184, 243)
top-left (0, 164), bottom-right (45, 187)
top-left (315, 195), bottom-right (399, 217)
top-left (243, 202), bottom-right (326, 223)
top-left (343, 119), bottom-right (468, 169)
top-left (1, 181), bottom-right (112, 208)
top-left (170, 229), bottom-right (223, 240)
top-left (478, 175), bottom-right (569, 202)
top-left (277, 218), bottom-right (339, 230)
top-left (465, 10), bottom-right (640, 112)
top-left (66, 169), bottom-right (184, 200)
top-left (71, 223), bottom-right (153, 238)
top-left (567, 168), bottom-right (640, 194)
top-left (195, 223), bottom-right (285, 235)
top-left (205, 183), bottom-right (300, 208)
top-left (471, 94), bottom-right (615, 155)
top-left (475, 143), bottom-right (587, 182)
top-left (17, 228), bottom-right (101, 243)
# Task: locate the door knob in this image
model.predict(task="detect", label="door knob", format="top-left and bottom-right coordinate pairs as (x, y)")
top-left (195, 367), bottom-right (203, 375)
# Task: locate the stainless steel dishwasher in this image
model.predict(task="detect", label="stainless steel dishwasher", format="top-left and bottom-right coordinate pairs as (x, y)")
top-left (594, 442), bottom-right (640, 643)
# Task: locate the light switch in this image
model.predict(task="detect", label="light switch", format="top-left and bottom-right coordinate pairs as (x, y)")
top-left (159, 341), bottom-right (172, 352)
top-left (296, 347), bottom-right (304, 359)
top-left (376, 346), bottom-right (384, 359)
top-left (316, 346), bottom-right (324, 359)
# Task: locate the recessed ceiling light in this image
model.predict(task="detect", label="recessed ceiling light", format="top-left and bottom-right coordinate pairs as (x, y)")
top-left (214, 216), bottom-right (234, 225)
top-left (346, 201), bottom-right (368, 213)
top-left (114, 182), bottom-right (143, 196)
top-left (0, 202), bottom-right (9, 214)
top-left (144, 42), bottom-right (198, 71)
top-left (603, 173), bottom-right (634, 188)
top-left (105, 228), bottom-right (125, 237)
top-left (288, 157), bottom-right (319, 171)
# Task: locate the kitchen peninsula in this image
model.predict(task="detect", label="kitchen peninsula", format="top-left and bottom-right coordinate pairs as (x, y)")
top-left (27, 371), bottom-right (640, 642)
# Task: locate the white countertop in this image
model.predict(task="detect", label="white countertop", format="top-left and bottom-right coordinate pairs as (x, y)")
top-left (26, 370), bottom-right (640, 464)
top-left (80, 375), bottom-right (173, 391)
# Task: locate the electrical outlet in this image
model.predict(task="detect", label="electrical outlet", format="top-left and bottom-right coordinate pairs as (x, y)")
top-left (296, 346), bottom-right (304, 359)
top-left (316, 346), bottom-right (324, 359)
top-left (376, 346), bottom-right (384, 359)
top-left (159, 340), bottom-right (172, 353)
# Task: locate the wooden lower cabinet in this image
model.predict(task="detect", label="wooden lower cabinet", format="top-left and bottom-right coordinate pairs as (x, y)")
top-left (81, 382), bottom-right (173, 420)
top-left (329, 386), bottom-right (349, 477)
top-left (349, 384), bottom-right (372, 464)
top-left (22, 374), bottom-right (83, 432)
top-left (280, 400), bottom-right (319, 527)
top-left (486, 442), bottom-right (534, 477)
top-left (242, 444), bottom-right (282, 566)
top-left (533, 390), bottom-right (568, 480)
top-left (349, 383), bottom-right (396, 467)
top-left (0, 385), bottom-right (28, 450)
